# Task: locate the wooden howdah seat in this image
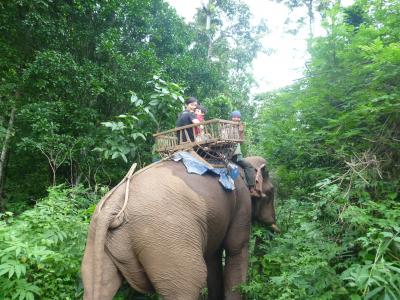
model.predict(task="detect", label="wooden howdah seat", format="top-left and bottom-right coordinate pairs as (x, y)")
top-left (153, 119), bottom-right (244, 167)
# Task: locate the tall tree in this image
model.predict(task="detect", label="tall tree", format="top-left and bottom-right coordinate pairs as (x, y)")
top-left (274, 0), bottom-right (336, 40)
top-left (0, 106), bottom-right (16, 210)
top-left (191, 0), bottom-right (267, 108)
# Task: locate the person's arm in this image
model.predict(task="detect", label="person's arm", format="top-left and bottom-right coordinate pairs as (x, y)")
top-left (188, 113), bottom-right (199, 124)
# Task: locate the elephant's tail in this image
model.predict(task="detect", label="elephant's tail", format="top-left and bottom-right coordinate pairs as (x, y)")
top-left (83, 190), bottom-right (127, 299)
top-left (84, 163), bottom-right (137, 299)
top-left (92, 214), bottom-right (113, 300)
top-left (84, 211), bottom-right (125, 300)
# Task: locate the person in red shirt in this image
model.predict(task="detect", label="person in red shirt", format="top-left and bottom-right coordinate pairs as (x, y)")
top-left (194, 104), bottom-right (207, 140)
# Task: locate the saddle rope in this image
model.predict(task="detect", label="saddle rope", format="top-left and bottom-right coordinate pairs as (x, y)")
top-left (96, 156), bottom-right (173, 220)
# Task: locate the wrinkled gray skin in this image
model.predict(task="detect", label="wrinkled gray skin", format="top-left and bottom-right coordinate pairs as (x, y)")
top-left (81, 156), bottom-right (277, 300)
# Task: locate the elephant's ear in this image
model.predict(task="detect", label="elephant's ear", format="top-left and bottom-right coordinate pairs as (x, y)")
top-left (255, 163), bottom-right (266, 196)
top-left (261, 165), bottom-right (269, 179)
top-left (258, 163), bottom-right (275, 199)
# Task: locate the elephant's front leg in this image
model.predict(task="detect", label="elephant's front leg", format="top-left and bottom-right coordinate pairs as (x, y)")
top-left (223, 244), bottom-right (249, 300)
top-left (222, 191), bottom-right (251, 300)
top-left (205, 248), bottom-right (224, 300)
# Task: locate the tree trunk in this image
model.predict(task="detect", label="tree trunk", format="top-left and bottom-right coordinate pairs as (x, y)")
top-left (0, 107), bottom-right (16, 211)
top-left (307, 0), bottom-right (314, 40)
top-left (203, 0), bottom-right (213, 59)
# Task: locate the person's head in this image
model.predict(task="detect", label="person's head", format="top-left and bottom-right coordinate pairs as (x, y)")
top-left (195, 104), bottom-right (207, 116)
top-left (231, 110), bottom-right (241, 122)
top-left (185, 97), bottom-right (198, 112)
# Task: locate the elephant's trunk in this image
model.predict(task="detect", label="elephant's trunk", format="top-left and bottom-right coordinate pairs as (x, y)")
top-left (270, 223), bottom-right (281, 233)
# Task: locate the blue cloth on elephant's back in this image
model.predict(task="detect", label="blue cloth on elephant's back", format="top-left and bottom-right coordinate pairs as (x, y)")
top-left (171, 151), bottom-right (238, 191)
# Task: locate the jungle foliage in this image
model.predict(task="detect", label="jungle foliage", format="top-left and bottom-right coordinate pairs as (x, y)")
top-left (0, 185), bottom-right (100, 300)
top-left (0, 0), bottom-right (399, 299)
top-left (244, 0), bottom-right (400, 299)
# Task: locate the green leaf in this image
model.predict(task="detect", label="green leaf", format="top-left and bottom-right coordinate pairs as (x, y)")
top-left (19, 290), bottom-right (26, 300)
top-left (8, 265), bottom-right (15, 278)
top-left (131, 133), bottom-right (146, 141)
top-left (15, 246), bottom-right (22, 257)
top-left (382, 232), bottom-right (394, 238)
top-left (143, 107), bottom-right (157, 124)
top-left (149, 100), bottom-right (158, 106)
top-left (365, 287), bottom-right (384, 300)
top-left (135, 99), bottom-right (143, 107)
top-left (15, 264), bottom-right (22, 278)
top-left (26, 292), bottom-right (34, 300)
top-left (0, 264), bottom-right (11, 276)
top-left (130, 93), bottom-right (138, 104)
top-left (101, 121), bottom-right (114, 128)
top-left (387, 265), bottom-right (400, 274)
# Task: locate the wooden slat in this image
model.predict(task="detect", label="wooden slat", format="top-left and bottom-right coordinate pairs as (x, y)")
top-left (154, 119), bottom-right (244, 161)
top-left (153, 119), bottom-right (242, 137)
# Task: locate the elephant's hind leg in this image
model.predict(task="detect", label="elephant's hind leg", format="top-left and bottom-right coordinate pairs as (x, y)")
top-left (206, 249), bottom-right (224, 300)
top-left (140, 247), bottom-right (207, 300)
top-left (100, 251), bottom-right (123, 299)
top-left (106, 226), bottom-right (154, 293)
top-left (107, 243), bottom-right (153, 293)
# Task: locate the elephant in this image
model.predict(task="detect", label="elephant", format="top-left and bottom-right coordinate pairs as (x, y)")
top-left (81, 155), bottom-right (278, 300)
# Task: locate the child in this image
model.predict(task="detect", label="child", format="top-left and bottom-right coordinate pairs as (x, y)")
top-left (194, 104), bottom-right (207, 141)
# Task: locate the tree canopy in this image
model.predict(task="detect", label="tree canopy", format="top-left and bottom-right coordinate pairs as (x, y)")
top-left (0, 0), bottom-right (264, 207)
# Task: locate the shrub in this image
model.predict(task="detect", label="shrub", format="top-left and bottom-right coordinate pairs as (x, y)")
top-left (0, 185), bottom-right (100, 300)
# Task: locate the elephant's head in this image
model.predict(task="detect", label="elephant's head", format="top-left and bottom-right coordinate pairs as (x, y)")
top-left (246, 156), bottom-right (280, 233)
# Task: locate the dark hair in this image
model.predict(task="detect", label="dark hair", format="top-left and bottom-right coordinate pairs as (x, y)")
top-left (185, 97), bottom-right (198, 105)
top-left (196, 104), bottom-right (207, 114)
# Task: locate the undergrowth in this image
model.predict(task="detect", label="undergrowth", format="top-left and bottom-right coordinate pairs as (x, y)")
top-left (0, 185), bottom-right (101, 300)
top-left (242, 176), bottom-right (400, 300)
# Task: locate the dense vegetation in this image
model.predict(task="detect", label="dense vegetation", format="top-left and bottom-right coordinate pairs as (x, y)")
top-left (0, 0), bottom-right (263, 209)
top-left (1, 0), bottom-right (399, 299)
top-left (243, 1), bottom-right (400, 299)
top-left (0, 186), bottom-right (98, 299)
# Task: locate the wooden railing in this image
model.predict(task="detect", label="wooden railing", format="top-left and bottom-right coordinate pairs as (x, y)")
top-left (153, 119), bottom-right (244, 159)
